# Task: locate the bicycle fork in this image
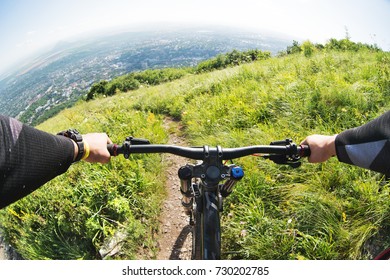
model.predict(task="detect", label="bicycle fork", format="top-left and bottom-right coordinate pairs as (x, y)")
top-left (178, 162), bottom-right (244, 259)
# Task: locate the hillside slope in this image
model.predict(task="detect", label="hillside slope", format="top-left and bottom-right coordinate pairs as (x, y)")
top-left (0, 46), bottom-right (389, 259)
top-left (0, 27), bottom-right (288, 126)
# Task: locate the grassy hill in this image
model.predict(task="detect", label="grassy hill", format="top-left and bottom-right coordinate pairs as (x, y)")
top-left (0, 41), bottom-right (389, 259)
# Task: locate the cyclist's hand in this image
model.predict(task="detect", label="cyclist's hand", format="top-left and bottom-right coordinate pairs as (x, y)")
top-left (82, 133), bottom-right (113, 164)
top-left (300, 134), bottom-right (337, 163)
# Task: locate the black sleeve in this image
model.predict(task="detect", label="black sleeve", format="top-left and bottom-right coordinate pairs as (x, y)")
top-left (335, 110), bottom-right (390, 176)
top-left (0, 115), bottom-right (74, 209)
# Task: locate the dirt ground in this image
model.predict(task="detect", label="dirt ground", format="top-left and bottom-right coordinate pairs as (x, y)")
top-left (156, 118), bottom-right (193, 260)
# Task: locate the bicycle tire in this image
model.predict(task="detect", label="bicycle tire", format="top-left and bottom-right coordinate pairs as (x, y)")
top-left (191, 207), bottom-right (202, 260)
top-left (191, 191), bottom-right (221, 259)
top-left (202, 191), bottom-right (221, 260)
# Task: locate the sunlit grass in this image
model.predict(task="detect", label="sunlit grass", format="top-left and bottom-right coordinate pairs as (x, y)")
top-left (0, 48), bottom-right (389, 259)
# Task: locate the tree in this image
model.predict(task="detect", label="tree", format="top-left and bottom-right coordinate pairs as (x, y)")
top-left (302, 41), bottom-right (315, 57)
top-left (287, 41), bottom-right (302, 54)
top-left (86, 80), bottom-right (108, 100)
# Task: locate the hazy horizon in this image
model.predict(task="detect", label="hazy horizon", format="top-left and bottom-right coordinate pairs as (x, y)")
top-left (1, 0), bottom-right (389, 76)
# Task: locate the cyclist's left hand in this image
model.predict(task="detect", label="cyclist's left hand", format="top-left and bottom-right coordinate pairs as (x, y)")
top-left (82, 133), bottom-right (113, 163)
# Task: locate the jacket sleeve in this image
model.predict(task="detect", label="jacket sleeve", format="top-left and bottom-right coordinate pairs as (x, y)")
top-left (335, 110), bottom-right (390, 176)
top-left (0, 115), bottom-right (74, 209)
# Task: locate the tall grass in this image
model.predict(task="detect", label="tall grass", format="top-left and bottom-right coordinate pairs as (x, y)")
top-left (130, 49), bottom-right (390, 259)
top-left (0, 98), bottom-right (168, 259)
top-left (0, 47), bottom-right (389, 259)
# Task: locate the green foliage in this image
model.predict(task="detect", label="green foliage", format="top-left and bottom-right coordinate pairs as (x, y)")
top-left (286, 40), bottom-right (302, 55)
top-left (86, 49), bottom-right (270, 100)
top-left (87, 80), bottom-right (108, 100)
top-left (301, 41), bottom-right (316, 58)
top-left (284, 38), bottom-right (381, 57)
top-left (128, 47), bottom-right (390, 259)
top-left (325, 38), bottom-right (381, 52)
top-left (0, 40), bottom-right (389, 260)
top-left (195, 49), bottom-right (271, 73)
top-left (86, 68), bottom-right (190, 100)
top-left (0, 99), bottom-right (168, 259)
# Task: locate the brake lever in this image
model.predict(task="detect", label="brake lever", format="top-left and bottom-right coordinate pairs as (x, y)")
top-left (125, 136), bottom-right (150, 145)
top-left (265, 138), bottom-right (302, 168)
top-left (122, 136), bottom-right (150, 159)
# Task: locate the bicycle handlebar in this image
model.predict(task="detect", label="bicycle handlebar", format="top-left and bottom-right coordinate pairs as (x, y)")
top-left (107, 140), bottom-right (310, 162)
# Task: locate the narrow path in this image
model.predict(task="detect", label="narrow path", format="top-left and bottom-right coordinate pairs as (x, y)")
top-left (0, 235), bottom-right (21, 260)
top-left (156, 118), bottom-right (192, 260)
top-left (0, 239), bottom-right (6, 260)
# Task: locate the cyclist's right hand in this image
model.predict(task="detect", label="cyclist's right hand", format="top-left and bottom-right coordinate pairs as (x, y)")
top-left (300, 134), bottom-right (337, 163)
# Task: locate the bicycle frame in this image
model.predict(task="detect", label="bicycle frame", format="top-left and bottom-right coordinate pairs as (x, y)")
top-left (108, 137), bottom-right (310, 260)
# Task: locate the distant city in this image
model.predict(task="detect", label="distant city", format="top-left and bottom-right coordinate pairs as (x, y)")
top-left (0, 27), bottom-right (290, 125)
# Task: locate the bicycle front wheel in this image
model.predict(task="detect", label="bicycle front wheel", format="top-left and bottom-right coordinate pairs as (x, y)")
top-left (191, 190), bottom-right (221, 260)
top-left (202, 191), bottom-right (221, 260)
top-left (192, 206), bottom-right (202, 260)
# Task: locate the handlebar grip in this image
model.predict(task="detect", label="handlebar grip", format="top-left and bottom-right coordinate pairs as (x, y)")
top-left (107, 144), bottom-right (120, 156)
top-left (299, 145), bottom-right (311, 157)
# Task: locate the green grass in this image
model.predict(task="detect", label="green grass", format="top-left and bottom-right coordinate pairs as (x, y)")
top-left (0, 46), bottom-right (389, 259)
top-left (0, 99), bottom-right (168, 259)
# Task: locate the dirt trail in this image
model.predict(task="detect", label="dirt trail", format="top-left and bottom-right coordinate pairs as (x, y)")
top-left (0, 235), bottom-right (21, 260)
top-left (0, 240), bottom-right (6, 260)
top-left (156, 118), bottom-right (192, 260)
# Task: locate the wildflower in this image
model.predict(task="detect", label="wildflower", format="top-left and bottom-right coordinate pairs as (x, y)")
top-left (342, 212), bottom-right (347, 222)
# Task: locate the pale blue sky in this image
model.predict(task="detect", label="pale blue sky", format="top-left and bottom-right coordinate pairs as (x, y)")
top-left (1, 0), bottom-right (389, 75)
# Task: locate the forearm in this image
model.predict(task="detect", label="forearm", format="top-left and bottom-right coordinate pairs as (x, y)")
top-left (335, 111), bottom-right (390, 175)
top-left (0, 116), bottom-right (74, 208)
